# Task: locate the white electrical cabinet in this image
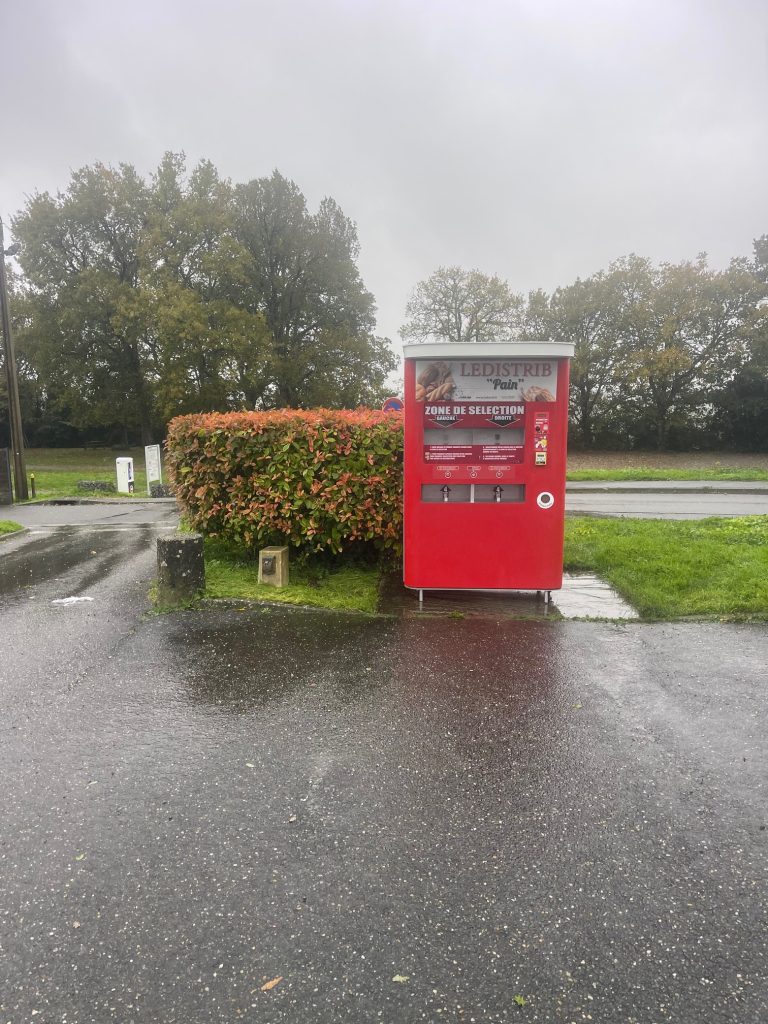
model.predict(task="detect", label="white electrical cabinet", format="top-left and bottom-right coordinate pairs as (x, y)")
top-left (116, 457), bottom-right (134, 494)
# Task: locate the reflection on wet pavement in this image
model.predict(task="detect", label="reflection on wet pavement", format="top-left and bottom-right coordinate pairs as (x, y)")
top-left (0, 526), bottom-right (156, 599)
top-left (174, 607), bottom-right (387, 712)
top-left (1, 528), bottom-right (766, 1024)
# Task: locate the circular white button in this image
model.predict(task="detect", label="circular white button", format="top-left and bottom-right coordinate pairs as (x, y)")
top-left (537, 491), bottom-right (555, 509)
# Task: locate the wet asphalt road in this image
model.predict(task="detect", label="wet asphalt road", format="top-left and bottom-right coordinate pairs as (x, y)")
top-left (1, 526), bottom-right (767, 1023)
top-left (565, 490), bottom-right (768, 519)
top-left (4, 499), bottom-right (179, 529)
top-left (5, 483), bottom-right (767, 528)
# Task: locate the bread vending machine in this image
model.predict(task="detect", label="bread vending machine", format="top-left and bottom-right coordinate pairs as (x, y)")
top-left (403, 341), bottom-right (575, 600)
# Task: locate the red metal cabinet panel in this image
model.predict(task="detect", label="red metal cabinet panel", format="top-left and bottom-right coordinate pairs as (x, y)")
top-left (403, 343), bottom-right (573, 593)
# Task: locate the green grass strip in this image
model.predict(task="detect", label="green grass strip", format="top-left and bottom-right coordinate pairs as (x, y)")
top-left (205, 520), bottom-right (768, 620)
top-left (564, 515), bottom-right (768, 620)
top-left (203, 538), bottom-right (380, 614)
top-left (0, 520), bottom-right (23, 536)
top-left (25, 448), bottom-right (163, 499)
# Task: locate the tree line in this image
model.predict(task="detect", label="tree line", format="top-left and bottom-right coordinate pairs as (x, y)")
top-left (401, 248), bottom-right (768, 451)
top-left (3, 151), bottom-right (767, 451)
top-left (3, 154), bottom-right (396, 446)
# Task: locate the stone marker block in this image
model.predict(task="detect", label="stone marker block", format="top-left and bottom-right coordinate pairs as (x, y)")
top-left (157, 532), bottom-right (205, 605)
top-left (259, 546), bottom-right (289, 587)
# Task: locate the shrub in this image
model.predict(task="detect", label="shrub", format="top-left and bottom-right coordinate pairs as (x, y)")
top-left (76, 480), bottom-right (117, 494)
top-left (165, 410), bottom-right (404, 556)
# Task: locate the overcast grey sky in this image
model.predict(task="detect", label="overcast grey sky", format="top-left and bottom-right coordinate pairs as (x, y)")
top-left (2, 0), bottom-right (767, 345)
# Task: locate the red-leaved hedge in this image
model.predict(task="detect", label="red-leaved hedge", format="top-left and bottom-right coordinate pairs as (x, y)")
top-left (166, 410), bottom-right (404, 556)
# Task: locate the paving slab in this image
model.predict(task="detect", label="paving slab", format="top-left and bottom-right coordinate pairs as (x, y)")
top-left (556, 571), bottom-right (638, 618)
top-left (379, 573), bottom-right (638, 619)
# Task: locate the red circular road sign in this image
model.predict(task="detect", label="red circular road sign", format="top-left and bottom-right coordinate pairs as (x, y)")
top-left (382, 396), bottom-right (404, 412)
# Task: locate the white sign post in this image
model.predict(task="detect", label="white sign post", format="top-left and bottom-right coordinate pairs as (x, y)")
top-left (145, 445), bottom-right (162, 495)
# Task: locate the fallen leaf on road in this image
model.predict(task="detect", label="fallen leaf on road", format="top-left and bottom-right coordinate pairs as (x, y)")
top-left (392, 975), bottom-right (410, 983)
top-left (74, 854), bottom-right (86, 861)
top-left (261, 976), bottom-right (283, 991)
top-left (246, 763), bottom-right (255, 768)
top-left (513, 994), bottom-right (527, 1007)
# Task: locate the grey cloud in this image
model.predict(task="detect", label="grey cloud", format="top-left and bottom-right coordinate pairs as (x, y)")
top-left (1, 0), bottom-right (766, 346)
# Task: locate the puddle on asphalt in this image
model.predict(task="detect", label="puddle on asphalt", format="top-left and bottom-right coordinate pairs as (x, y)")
top-left (378, 572), bottom-right (637, 620)
top-left (170, 610), bottom-right (390, 712)
top-left (168, 605), bottom-right (580, 750)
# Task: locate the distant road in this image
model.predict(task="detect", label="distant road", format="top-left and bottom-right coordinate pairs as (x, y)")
top-left (3, 485), bottom-right (767, 530)
top-left (565, 480), bottom-right (768, 519)
top-left (2, 498), bottom-right (179, 529)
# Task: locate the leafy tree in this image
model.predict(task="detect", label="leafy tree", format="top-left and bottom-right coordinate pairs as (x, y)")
top-left (753, 234), bottom-right (768, 284)
top-left (711, 353), bottom-right (768, 450)
top-left (709, 236), bottom-right (768, 449)
top-left (11, 157), bottom-right (393, 442)
top-left (12, 162), bottom-right (156, 443)
top-left (138, 154), bottom-right (271, 417)
top-left (618, 255), bottom-right (767, 449)
top-left (233, 171), bottom-right (395, 407)
top-left (0, 264), bottom-right (43, 446)
top-left (525, 252), bottom-right (768, 450)
top-left (400, 266), bottom-right (523, 345)
top-left (523, 273), bottom-right (630, 448)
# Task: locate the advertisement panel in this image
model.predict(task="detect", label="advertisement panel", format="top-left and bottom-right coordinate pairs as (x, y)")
top-left (416, 357), bottom-right (557, 471)
top-left (415, 357), bottom-right (558, 403)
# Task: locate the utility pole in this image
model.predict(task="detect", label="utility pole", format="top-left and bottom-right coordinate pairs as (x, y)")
top-left (0, 217), bottom-right (28, 501)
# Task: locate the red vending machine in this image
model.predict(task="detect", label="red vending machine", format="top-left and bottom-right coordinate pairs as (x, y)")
top-left (403, 341), bottom-right (575, 600)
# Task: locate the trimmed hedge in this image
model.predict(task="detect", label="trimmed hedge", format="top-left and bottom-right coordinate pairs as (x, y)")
top-left (166, 410), bottom-right (404, 556)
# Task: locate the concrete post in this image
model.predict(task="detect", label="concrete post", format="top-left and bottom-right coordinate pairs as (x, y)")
top-left (258, 546), bottom-right (289, 587)
top-left (156, 533), bottom-right (205, 606)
